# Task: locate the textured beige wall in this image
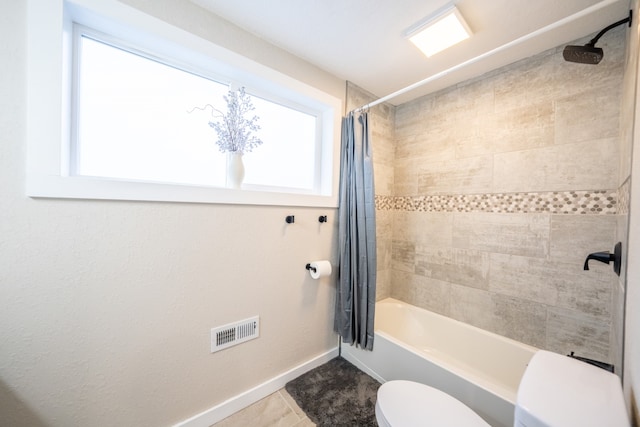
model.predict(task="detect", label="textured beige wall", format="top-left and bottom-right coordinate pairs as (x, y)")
top-left (0, 1), bottom-right (343, 426)
top-left (390, 27), bottom-right (626, 364)
top-left (616, 0), bottom-right (637, 393)
top-left (624, 0), bottom-right (640, 423)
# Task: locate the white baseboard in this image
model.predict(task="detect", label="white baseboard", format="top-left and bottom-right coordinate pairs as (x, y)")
top-left (174, 347), bottom-right (339, 427)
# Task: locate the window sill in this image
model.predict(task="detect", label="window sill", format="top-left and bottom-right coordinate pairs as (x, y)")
top-left (26, 175), bottom-right (338, 207)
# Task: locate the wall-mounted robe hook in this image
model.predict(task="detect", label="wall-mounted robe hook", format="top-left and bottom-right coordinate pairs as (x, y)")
top-left (319, 215), bottom-right (327, 223)
top-left (285, 215), bottom-right (295, 224)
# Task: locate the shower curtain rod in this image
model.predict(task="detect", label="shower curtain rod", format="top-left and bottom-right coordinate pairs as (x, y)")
top-left (351, 0), bottom-right (620, 113)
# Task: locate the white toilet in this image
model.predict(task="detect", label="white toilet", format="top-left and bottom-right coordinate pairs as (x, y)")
top-left (375, 350), bottom-right (630, 427)
top-left (376, 379), bottom-right (490, 426)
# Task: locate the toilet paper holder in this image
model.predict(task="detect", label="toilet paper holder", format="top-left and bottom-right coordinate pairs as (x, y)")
top-left (305, 260), bottom-right (332, 279)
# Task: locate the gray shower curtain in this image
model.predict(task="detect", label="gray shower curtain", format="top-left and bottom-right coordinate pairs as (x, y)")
top-left (334, 111), bottom-right (377, 350)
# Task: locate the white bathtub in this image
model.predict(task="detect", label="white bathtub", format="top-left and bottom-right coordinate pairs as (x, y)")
top-left (341, 298), bottom-right (537, 427)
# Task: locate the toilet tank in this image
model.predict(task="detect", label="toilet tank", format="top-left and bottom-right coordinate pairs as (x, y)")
top-left (515, 350), bottom-right (629, 427)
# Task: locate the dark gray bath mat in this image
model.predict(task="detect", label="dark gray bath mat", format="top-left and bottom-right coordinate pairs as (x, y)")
top-left (285, 357), bottom-right (380, 426)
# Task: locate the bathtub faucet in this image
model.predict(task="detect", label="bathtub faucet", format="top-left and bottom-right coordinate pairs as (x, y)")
top-left (583, 251), bottom-right (614, 270)
top-left (583, 242), bottom-right (622, 276)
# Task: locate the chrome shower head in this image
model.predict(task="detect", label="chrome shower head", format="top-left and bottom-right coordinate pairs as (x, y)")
top-left (562, 10), bottom-right (632, 65)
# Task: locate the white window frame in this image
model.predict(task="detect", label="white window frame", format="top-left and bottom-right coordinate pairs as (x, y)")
top-left (26, 0), bottom-right (341, 207)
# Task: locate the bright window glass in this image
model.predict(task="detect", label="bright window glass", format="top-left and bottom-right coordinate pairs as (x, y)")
top-left (74, 31), bottom-right (320, 192)
top-left (243, 97), bottom-right (317, 190)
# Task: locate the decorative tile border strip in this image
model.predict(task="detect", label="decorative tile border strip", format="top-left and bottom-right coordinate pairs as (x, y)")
top-left (375, 190), bottom-right (619, 214)
top-left (375, 196), bottom-right (396, 211)
top-left (618, 178), bottom-right (630, 215)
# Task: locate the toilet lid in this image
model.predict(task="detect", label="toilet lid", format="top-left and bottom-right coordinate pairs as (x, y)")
top-left (376, 380), bottom-right (490, 427)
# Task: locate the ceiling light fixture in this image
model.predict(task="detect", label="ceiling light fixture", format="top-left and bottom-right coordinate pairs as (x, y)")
top-left (405, 5), bottom-right (472, 58)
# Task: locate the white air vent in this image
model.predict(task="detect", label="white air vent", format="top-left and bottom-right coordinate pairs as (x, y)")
top-left (211, 316), bottom-right (259, 353)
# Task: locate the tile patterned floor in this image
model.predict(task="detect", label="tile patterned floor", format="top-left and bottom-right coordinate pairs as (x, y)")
top-left (212, 388), bottom-right (315, 427)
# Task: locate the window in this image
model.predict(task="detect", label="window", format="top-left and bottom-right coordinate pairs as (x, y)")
top-left (26, 0), bottom-right (341, 207)
top-left (74, 30), bottom-right (321, 192)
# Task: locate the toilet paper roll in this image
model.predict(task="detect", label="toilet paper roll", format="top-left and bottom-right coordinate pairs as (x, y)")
top-left (308, 260), bottom-right (332, 279)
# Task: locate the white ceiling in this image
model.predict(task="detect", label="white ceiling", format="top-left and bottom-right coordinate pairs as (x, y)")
top-left (190, 0), bottom-right (630, 106)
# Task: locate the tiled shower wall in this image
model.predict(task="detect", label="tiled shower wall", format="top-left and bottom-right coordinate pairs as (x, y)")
top-left (349, 25), bottom-right (627, 365)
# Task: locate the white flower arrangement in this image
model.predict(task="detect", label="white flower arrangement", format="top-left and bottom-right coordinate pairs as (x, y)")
top-left (191, 87), bottom-right (263, 155)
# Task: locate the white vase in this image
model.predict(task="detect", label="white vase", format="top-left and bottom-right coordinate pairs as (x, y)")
top-left (226, 152), bottom-right (245, 189)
